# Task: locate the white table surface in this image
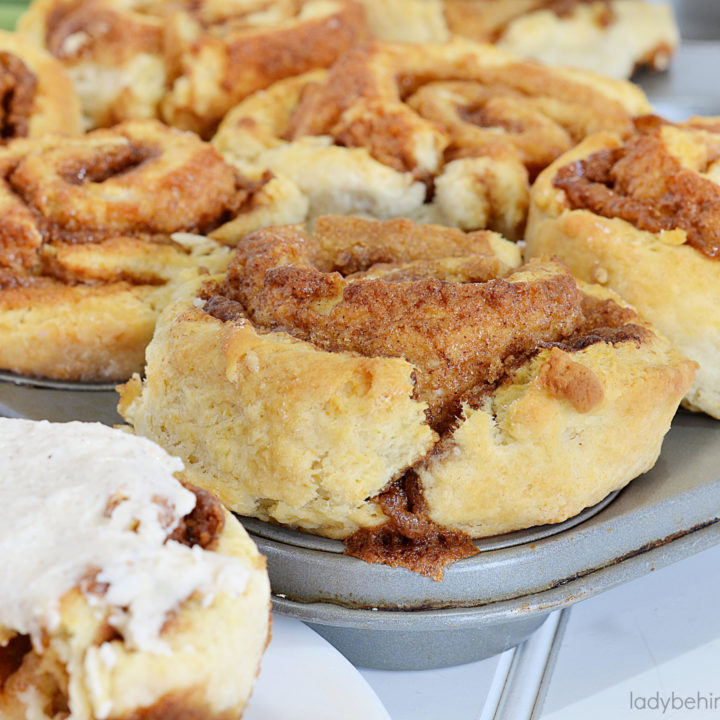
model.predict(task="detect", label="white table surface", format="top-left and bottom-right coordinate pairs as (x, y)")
top-left (352, 541), bottom-right (720, 720)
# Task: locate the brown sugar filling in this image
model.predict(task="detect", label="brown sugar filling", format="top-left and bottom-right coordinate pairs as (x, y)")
top-left (0, 52), bottom-right (36, 141)
top-left (554, 125), bottom-right (720, 260)
top-left (0, 633), bottom-right (32, 690)
top-left (202, 217), bottom-right (650, 578)
top-left (5, 145), bottom-right (256, 248)
top-left (170, 484), bottom-right (226, 551)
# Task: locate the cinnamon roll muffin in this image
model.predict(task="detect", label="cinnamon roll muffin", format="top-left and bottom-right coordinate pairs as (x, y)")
top-left (17, 0), bottom-right (368, 135)
top-left (0, 118), bottom-right (306, 382)
top-left (0, 418), bottom-right (270, 720)
top-left (119, 216), bottom-right (695, 579)
top-left (526, 116), bottom-right (720, 419)
top-left (0, 29), bottom-right (81, 140)
top-left (213, 40), bottom-right (651, 240)
top-left (356, 0), bottom-right (678, 79)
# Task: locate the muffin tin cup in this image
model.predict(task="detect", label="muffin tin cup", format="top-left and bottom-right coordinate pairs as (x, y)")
top-left (242, 411), bottom-right (720, 669)
top-left (238, 494), bottom-right (620, 611)
top-left (272, 519), bottom-right (720, 670)
top-left (3, 374), bottom-right (717, 671)
top-left (0, 371), bottom-right (122, 425)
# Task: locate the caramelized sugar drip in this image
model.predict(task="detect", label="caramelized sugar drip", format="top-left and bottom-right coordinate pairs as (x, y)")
top-left (0, 52), bottom-right (36, 141)
top-left (554, 120), bottom-right (720, 259)
top-left (344, 474), bottom-right (479, 582)
top-left (169, 484), bottom-right (226, 551)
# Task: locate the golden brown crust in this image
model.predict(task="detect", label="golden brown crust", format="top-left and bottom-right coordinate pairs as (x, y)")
top-left (312, 214), bottom-right (497, 272)
top-left (19, 0), bottom-right (368, 135)
top-left (214, 40), bottom-right (649, 238)
top-left (526, 120), bottom-right (720, 417)
top-left (0, 119), bottom-right (297, 381)
top-left (119, 216), bottom-right (694, 574)
top-left (535, 346), bottom-right (604, 412)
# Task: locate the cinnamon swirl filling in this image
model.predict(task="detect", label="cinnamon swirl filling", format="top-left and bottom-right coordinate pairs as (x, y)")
top-left (554, 118), bottom-right (720, 260)
top-left (286, 41), bottom-right (643, 178)
top-left (0, 119), bottom-right (258, 280)
top-left (206, 216), bottom-right (647, 433)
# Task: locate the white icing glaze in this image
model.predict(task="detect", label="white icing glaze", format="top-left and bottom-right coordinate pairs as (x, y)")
top-left (0, 419), bottom-right (249, 653)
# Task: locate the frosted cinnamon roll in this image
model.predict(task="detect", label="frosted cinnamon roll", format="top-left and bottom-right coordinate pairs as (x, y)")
top-left (17, 0), bottom-right (368, 135)
top-left (0, 418), bottom-right (270, 720)
top-left (0, 29), bottom-right (81, 140)
top-left (119, 216), bottom-right (694, 579)
top-left (0, 119), bottom-right (306, 382)
top-left (355, 0), bottom-right (678, 79)
top-left (526, 116), bottom-right (720, 419)
top-left (213, 40), bottom-right (650, 240)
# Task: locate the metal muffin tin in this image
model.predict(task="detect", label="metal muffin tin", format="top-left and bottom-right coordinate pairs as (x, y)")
top-left (0, 371), bottom-right (122, 425)
top-left (242, 411), bottom-right (720, 669)
top-left (1, 3), bottom-right (717, 672)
